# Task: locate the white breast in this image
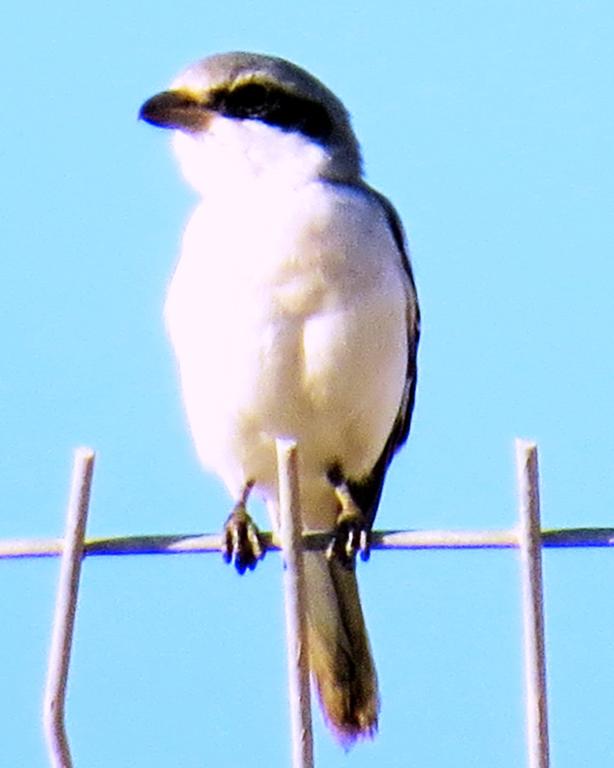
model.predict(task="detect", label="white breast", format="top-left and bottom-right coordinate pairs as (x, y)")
top-left (165, 176), bottom-right (408, 527)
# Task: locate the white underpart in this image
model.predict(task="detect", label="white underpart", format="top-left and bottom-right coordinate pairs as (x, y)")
top-left (165, 116), bottom-right (408, 530)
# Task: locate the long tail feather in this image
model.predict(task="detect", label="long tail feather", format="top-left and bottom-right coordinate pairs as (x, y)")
top-left (303, 552), bottom-right (379, 746)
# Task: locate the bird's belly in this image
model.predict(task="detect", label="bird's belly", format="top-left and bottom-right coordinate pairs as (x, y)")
top-left (164, 186), bottom-right (408, 502)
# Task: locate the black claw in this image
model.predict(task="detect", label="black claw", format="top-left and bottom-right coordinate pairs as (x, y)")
top-left (327, 507), bottom-right (370, 569)
top-left (326, 465), bottom-right (372, 567)
top-left (221, 503), bottom-right (264, 574)
top-left (359, 529), bottom-right (371, 562)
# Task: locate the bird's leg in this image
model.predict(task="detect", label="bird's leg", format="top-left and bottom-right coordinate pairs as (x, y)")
top-left (222, 480), bottom-right (264, 574)
top-left (326, 465), bottom-right (371, 568)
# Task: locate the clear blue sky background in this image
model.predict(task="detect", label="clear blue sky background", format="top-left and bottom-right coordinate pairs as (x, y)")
top-left (2, 1), bottom-right (613, 766)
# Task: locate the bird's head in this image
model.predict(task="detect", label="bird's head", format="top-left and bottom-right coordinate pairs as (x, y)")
top-left (139, 52), bottom-right (363, 194)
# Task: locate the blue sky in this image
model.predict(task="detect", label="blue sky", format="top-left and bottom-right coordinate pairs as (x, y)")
top-left (2, 1), bottom-right (613, 765)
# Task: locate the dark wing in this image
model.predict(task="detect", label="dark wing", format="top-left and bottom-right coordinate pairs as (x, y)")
top-left (347, 187), bottom-right (420, 528)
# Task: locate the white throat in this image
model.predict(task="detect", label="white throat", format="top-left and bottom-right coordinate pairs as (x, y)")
top-left (172, 117), bottom-right (332, 197)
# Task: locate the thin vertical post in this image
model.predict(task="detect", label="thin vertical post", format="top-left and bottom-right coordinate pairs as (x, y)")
top-left (43, 448), bottom-right (95, 768)
top-left (276, 439), bottom-right (314, 768)
top-left (516, 439), bottom-right (550, 768)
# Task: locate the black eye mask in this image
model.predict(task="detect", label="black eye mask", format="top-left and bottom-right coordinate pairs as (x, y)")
top-left (208, 82), bottom-right (334, 142)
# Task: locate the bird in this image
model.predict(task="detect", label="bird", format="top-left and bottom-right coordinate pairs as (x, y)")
top-left (139, 51), bottom-right (420, 746)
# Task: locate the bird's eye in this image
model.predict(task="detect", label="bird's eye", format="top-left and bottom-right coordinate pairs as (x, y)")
top-left (210, 83), bottom-right (334, 142)
top-left (216, 84), bottom-right (271, 119)
top-left (230, 84), bottom-right (269, 110)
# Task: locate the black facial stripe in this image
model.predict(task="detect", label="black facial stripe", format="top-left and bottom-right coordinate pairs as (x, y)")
top-left (207, 83), bottom-right (334, 141)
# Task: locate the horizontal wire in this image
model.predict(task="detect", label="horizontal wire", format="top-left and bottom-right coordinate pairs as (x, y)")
top-left (2, 527), bottom-right (614, 560)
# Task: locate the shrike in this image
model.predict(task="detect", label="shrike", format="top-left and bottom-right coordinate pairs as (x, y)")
top-left (140, 51), bottom-right (420, 746)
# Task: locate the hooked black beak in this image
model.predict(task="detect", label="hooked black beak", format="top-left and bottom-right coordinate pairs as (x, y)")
top-left (139, 90), bottom-right (213, 131)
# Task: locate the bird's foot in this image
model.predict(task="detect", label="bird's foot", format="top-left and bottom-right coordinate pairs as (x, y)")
top-left (221, 482), bottom-right (264, 574)
top-left (326, 471), bottom-right (371, 567)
